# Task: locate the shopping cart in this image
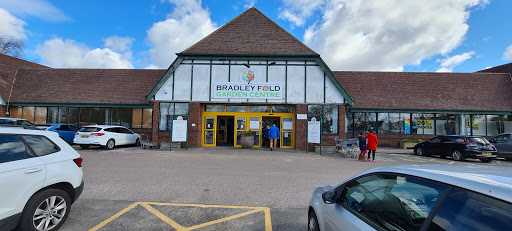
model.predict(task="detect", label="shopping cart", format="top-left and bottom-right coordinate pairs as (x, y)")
top-left (335, 138), bottom-right (359, 158)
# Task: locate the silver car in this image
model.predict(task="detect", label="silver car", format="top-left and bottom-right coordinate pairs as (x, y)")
top-left (308, 164), bottom-right (512, 231)
top-left (489, 132), bottom-right (512, 160)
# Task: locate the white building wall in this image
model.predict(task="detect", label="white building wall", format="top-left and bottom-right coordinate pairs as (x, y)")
top-left (286, 66), bottom-right (305, 103)
top-left (306, 66), bottom-right (325, 103)
top-left (154, 72), bottom-right (173, 101)
top-left (192, 64), bottom-right (210, 101)
top-left (210, 65), bottom-right (229, 102)
top-left (173, 65), bottom-right (192, 101)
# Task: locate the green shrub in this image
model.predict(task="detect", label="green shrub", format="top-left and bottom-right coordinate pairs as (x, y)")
top-left (401, 139), bottom-right (422, 143)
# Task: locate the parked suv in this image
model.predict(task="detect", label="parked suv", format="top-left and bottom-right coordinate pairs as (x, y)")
top-left (74, 125), bottom-right (141, 149)
top-left (308, 164), bottom-right (512, 231)
top-left (413, 135), bottom-right (497, 162)
top-left (0, 127), bottom-right (84, 231)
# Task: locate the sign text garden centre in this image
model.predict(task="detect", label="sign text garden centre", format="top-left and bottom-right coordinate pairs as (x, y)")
top-left (213, 82), bottom-right (283, 99)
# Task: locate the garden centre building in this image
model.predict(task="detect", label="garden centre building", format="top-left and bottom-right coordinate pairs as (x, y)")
top-left (1, 7), bottom-right (512, 149)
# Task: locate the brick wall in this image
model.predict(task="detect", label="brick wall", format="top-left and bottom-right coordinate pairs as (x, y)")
top-left (150, 102), bottom-right (202, 148)
top-left (296, 104), bottom-right (347, 151)
top-left (0, 106), bottom-right (5, 117)
top-left (346, 133), bottom-right (435, 148)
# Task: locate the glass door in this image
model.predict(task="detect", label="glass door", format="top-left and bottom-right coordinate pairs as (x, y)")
top-left (249, 117), bottom-right (261, 147)
top-left (203, 116), bottom-right (216, 146)
top-left (281, 117), bottom-right (294, 148)
top-left (235, 116), bottom-right (246, 147)
top-left (217, 117), bottom-right (227, 144)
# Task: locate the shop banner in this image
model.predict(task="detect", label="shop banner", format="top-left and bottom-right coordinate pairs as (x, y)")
top-left (417, 120), bottom-right (432, 129)
top-left (213, 82), bottom-right (283, 99)
top-left (172, 117), bottom-right (187, 142)
top-left (308, 118), bottom-right (321, 144)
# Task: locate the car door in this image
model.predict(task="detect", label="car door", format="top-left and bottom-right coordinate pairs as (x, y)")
top-left (422, 137), bottom-right (442, 155)
top-left (121, 128), bottom-right (136, 145)
top-left (491, 134), bottom-right (512, 158)
top-left (0, 134), bottom-right (46, 220)
top-left (114, 127), bottom-right (129, 145)
top-left (56, 125), bottom-right (74, 144)
top-left (330, 173), bottom-right (448, 231)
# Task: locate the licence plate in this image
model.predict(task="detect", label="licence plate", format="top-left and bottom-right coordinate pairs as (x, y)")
top-left (81, 135), bottom-right (89, 138)
top-left (483, 152), bottom-right (491, 155)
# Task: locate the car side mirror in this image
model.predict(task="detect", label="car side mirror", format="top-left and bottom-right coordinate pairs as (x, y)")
top-left (322, 191), bottom-right (337, 204)
top-left (489, 138), bottom-right (496, 143)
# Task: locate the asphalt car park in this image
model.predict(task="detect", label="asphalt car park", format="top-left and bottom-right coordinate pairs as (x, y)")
top-left (57, 146), bottom-right (511, 231)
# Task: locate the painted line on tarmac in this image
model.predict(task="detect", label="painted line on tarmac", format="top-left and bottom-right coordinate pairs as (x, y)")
top-left (89, 202), bottom-right (272, 231)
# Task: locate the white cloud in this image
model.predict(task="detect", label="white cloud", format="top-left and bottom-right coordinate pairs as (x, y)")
top-left (0, 0), bottom-right (69, 22)
top-left (146, 0), bottom-right (217, 68)
top-left (35, 37), bottom-right (134, 69)
top-left (504, 44), bottom-right (512, 60)
top-left (0, 8), bottom-right (26, 38)
top-left (244, 0), bottom-right (256, 8)
top-left (436, 51), bottom-right (475, 72)
top-left (104, 36), bottom-right (135, 59)
top-left (279, 0), bottom-right (324, 27)
top-left (303, 0), bottom-right (489, 71)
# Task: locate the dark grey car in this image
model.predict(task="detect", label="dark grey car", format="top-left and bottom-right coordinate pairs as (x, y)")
top-left (489, 133), bottom-right (512, 160)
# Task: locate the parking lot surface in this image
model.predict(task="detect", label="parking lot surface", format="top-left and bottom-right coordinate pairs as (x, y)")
top-left (59, 146), bottom-right (511, 230)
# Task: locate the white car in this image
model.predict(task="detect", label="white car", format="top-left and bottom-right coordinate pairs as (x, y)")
top-left (308, 164), bottom-right (512, 231)
top-left (0, 126), bottom-right (84, 231)
top-left (73, 125), bottom-right (141, 149)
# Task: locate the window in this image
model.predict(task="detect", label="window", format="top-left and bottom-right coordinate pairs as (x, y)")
top-left (249, 106), bottom-right (270, 113)
top-left (21, 135), bottom-right (60, 156)
top-left (308, 105), bottom-right (338, 134)
top-left (159, 103), bottom-right (189, 131)
top-left (227, 105), bottom-right (248, 112)
top-left (494, 134), bottom-right (510, 143)
top-left (413, 114), bottom-right (435, 135)
top-left (272, 106), bottom-right (293, 113)
top-left (0, 135), bottom-right (30, 163)
top-left (353, 112), bottom-right (376, 134)
top-left (487, 115), bottom-right (512, 136)
top-left (22, 106), bottom-right (35, 122)
top-left (205, 105), bottom-right (225, 112)
top-left (427, 187), bottom-right (512, 231)
top-left (342, 174), bottom-right (447, 231)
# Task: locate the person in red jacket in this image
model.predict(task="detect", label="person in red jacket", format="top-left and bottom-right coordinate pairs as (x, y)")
top-left (365, 130), bottom-right (378, 162)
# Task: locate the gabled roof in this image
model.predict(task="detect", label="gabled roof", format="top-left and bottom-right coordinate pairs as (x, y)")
top-left (0, 54), bottom-right (49, 104)
top-left (477, 62), bottom-right (512, 75)
top-left (10, 69), bottom-right (165, 105)
top-left (334, 71), bottom-right (512, 112)
top-left (179, 7), bottom-right (319, 57)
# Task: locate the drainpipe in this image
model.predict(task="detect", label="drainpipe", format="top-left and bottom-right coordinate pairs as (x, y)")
top-left (5, 68), bottom-right (18, 117)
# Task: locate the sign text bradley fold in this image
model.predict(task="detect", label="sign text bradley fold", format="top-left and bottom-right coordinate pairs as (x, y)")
top-left (213, 82), bottom-right (283, 99)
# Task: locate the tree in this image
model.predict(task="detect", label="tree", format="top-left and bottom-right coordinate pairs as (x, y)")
top-left (0, 35), bottom-right (25, 58)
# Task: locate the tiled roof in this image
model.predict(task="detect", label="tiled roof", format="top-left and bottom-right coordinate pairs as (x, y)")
top-left (334, 71), bottom-right (512, 112)
top-left (179, 7), bottom-right (318, 57)
top-left (477, 62), bottom-right (512, 75)
top-left (10, 69), bottom-right (166, 105)
top-left (0, 54), bottom-right (49, 103)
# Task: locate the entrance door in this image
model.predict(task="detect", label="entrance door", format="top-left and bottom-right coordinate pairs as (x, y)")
top-left (217, 116), bottom-right (235, 146)
top-left (203, 116), bottom-right (216, 146)
top-left (281, 117), bottom-right (294, 148)
top-left (235, 116), bottom-right (247, 147)
top-left (262, 116), bottom-right (281, 148)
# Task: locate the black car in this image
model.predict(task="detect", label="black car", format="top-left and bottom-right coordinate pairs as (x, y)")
top-left (414, 135), bottom-right (497, 162)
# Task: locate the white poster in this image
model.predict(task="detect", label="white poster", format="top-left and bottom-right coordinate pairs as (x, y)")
top-left (172, 119), bottom-right (188, 142)
top-left (250, 119), bottom-right (260, 130)
top-left (283, 119), bottom-right (293, 131)
top-left (308, 120), bottom-right (321, 144)
top-left (296, 114), bottom-right (307, 120)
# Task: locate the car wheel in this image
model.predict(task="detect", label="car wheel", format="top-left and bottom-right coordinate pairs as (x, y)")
top-left (308, 210), bottom-right (320, 231)
top-left (451, 150), bottom-right (465, 161)
top-left (415, 147), bottom-right (424, 156)
top-left (104, 139), bottom-right (115, 149)
top-left (17, 188), bottom-right (71, 231)
top-left (135, 138), bottom-right (141, 146)
top-left (79, 145), bottom-right (90, 149)
top-left (480, 158), bottom-right (494, 163)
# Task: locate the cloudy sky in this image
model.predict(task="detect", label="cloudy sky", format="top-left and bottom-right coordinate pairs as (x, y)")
top-left (0, 0), bottom-right (510, 72)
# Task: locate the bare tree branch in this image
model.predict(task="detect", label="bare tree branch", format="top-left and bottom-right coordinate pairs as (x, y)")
top-left (0, 35), bottom-right (25, 58)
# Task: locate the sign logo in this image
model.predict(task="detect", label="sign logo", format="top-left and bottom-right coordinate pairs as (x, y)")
top-left (240, 70), bottom-right (256, 84)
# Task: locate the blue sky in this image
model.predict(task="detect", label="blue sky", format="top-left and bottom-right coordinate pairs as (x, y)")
top-left (0, 0), bottom-right (511, 72)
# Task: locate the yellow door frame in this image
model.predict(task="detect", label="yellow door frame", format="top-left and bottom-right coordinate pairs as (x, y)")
top-left (202, 105), bottom-right (295, 148)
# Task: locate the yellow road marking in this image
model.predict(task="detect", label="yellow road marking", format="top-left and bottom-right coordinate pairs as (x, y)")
top-left (187, 208), bottom-right (264, 230)
top-left (140, 202), bottom-right (187, 230)
top-left (89, 202), bottom-right (272, 231)
top-left (448, 161), bottom-right (455, 164)
top-left (89, 202), bottom-right (139, 231)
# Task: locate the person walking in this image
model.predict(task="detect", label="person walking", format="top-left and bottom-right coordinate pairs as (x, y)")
top-left (268, 123), bottom-right (280, 151)
top-left (357, 132), bottom-right (367, 161)
top-left (365, 130), bottom-right (378, 161)
top-left (262, 125), bottom-right (270, 148)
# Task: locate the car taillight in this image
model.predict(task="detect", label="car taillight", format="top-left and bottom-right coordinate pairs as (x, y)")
top-left (91, 133), bottom-right (105, 136)
top-left (75, 132), bottom-right (79, 135)
top-left (73, 157), bottom-right (83, 167)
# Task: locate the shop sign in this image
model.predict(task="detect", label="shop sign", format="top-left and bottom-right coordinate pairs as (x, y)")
top-left (213, 82), bottom-right (282, 99)
top-left (172, 116), bottom-right (187, 142)
top-left (466, 121), bottom-right (479, 130)
top-left (213, 69), bottom-right (283, 99)
top-left (417, 120), bottom-right (432, 129)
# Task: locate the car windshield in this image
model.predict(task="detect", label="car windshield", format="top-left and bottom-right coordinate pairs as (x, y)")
top-left (80, 127), bottom-right (101, 132)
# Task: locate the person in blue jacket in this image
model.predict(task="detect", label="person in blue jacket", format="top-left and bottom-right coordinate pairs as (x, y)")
top-left (358, 132), bottom-right (367, 161)
top-left (268, 123), bottom-right (280, 151)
